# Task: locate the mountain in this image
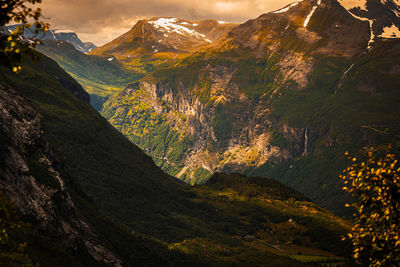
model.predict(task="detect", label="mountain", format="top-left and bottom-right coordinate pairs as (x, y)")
top-left (101, 0), bottom-right (400, 216)
top-left (0, 49), bottom-right (352, 265)
top-left (36, 39), bottom-right (142, 110)
top-left (84, 42), bottom-right (97, 52)
top-left (5, 25), bottom-right (94, 53)
top-left (89, 17), bottom-right (237, 72)
top-left (0, 73), bottom-right (123, 266)
top-left (34, 18), bottom-right (238, 111)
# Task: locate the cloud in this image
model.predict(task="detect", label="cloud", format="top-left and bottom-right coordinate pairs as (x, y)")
top-left (39, 0), bottom-right (293, 45)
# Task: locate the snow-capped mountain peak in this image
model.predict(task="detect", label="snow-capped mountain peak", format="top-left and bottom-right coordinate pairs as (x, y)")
top-left (89, 17), bottom-right (237, 58)
top-left (3, 25), bottom-right (95, 53)
top-left (148, 17), bottom-right (207, 40)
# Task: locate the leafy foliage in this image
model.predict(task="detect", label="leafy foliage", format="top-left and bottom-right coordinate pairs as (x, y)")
top-left (341, 151), bottom-right (400, 266)
top-left (0, 0), bottom-right (49, 72)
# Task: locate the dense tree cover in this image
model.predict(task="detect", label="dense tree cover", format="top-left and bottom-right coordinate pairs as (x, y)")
top-left (0, 0), bottom-right (48, 71)
top-left (206, 172), bottom-right (309, 201)
top-left (341, 151), bottom-right (400, 266)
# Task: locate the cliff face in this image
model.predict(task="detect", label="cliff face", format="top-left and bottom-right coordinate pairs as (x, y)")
top-left (101, 0), bottom-right (400, 215)
top-left (0, 81), bottom-right (121, 266)
top-left (0, 50), bottom-right (355, 266)
top-left (103, 63), bottom-right (310, 184)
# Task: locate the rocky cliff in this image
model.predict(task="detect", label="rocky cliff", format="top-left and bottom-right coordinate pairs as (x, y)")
top-left (0, 50), bottom-right (354, 265)
top-left (102, 67), bottom-right (308, 184)
top-left (101, 0), bottom-right (400, 216)
top-left (0, 80), bottom-right (121, 265)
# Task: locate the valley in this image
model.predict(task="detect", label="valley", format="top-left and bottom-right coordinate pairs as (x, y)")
top-left (0, 55), bottom-right (350, 265)
top-left (0, 0), bottom-right (399, 265)
top-left (37, 0), bottom-right (400, 216)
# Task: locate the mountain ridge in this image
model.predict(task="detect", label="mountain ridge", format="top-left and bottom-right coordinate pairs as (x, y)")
top-left (88, 17), bottom-right (238, 73)
top-left (3, 25), bottom-right (95, 53)
top-left (0, 50), bottom-right (351, 265)
top-left (99, 0), bottom-right (400, 217)
top-left (24, 0), bottom-right (400, 218)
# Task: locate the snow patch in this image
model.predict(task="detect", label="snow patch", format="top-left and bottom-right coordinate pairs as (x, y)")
top-left (149, 18), bottom-right (208, 40)
top-left (149, 18), bottom-right (206, 39)
top-left (273, 1), bottom-right (301, 13)
top-left (205, 39), bottom-right (212, 42)
top-left (154, 49), bottom-right (158, 53)
top-left (107, 57), bottom-right (114, 61)
top-left (303, 0), bottom-right (321, 27)
top-left (54, 29), bottom-right (75, 34)
top-left (218, 20), bottom-right (227, 24)
top-left (379, 24), bottom-right (400, 38)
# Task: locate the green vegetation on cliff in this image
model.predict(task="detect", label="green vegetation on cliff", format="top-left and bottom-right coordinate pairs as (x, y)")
top-left (102, 33), bottom-right (400, 217)
top-left (0, 50), bottom-right (353, 265)
top-left (36, 40), bottom-right (143, 109)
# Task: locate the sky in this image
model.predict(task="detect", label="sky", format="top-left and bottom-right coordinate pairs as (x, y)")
top-left (39, 0), bottom-right (293, 46)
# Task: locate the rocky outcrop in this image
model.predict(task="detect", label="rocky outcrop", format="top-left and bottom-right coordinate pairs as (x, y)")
top-left (99, 0), bottom-right (400, 216)
top-left (0, 81), bottom-right (121, 266)
top-left (106, 61), bottom-right (311, 183)
top-left (278, 51), bottom-right (314, 89)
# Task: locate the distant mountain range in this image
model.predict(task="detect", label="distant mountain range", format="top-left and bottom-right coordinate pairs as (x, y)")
top-left (3, 25), bottom-right (96, 53)
top-left (90, 17), bottom-right (237, 57)
top-left (89, 17), bottom-right (237, 72)
top-left (35, 39), bottom-right (141, 110)
top-left (3, 0), bottom-right (400, 264)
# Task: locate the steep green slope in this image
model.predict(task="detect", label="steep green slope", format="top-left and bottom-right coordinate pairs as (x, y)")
top-left (36, 40), bottom-right (143, 110)
top-left (0, 50), bottom-right (352, 265)
top-left (101, 81), bottom-right (193, 178)
top-left (101, 0), bottom-right (400, 216)
top-left (0, 55), bottom-right (198, 266)
top-left (246, 39), bottom-right (400, 215)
